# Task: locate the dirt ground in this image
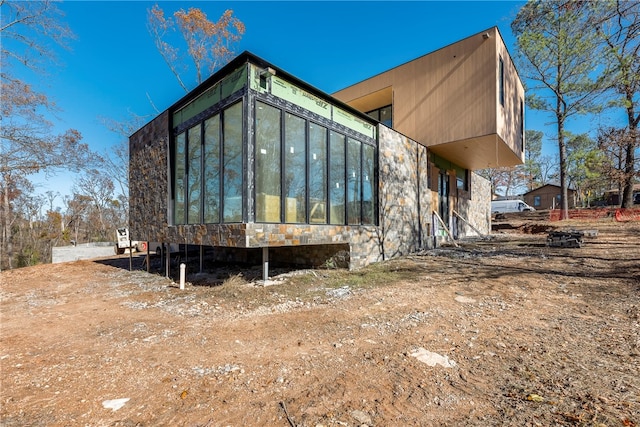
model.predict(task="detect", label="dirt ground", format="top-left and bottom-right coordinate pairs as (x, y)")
top-left (1, 217), bottom-right (639, 427)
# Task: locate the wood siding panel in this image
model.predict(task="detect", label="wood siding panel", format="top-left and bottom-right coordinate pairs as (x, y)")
top-left (496, 37), bottom-right (525, 161)
top-left (333, 27), bottom-right (525, 170)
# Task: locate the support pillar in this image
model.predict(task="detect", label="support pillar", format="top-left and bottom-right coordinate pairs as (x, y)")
top-left (165, 243), bottom-right (170, 278)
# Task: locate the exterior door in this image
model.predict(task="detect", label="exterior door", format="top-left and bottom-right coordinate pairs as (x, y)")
top-left (438, 171), bottom-right (450, 229)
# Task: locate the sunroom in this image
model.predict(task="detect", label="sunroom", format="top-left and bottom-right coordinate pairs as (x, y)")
top-left (130, 52), bottom-right (389, 272)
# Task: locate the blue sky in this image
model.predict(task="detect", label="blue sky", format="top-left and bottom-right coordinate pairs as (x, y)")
top-left (22, 0), bottom-right (604, 202)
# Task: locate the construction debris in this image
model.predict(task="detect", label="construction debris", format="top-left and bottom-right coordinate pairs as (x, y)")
top-left (547, 230), bottom-right (584, 248)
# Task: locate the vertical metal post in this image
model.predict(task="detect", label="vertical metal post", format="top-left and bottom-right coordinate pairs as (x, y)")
top-left (262, 246), bottom-right (269, 283)
top-left (128, 238), bottom-right (133, 271)
top-left (165, 243), bottom-right (170, 278)
top-left (146, 243), bottom-right (150, 273)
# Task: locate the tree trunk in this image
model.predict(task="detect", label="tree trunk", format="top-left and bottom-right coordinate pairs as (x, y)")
top-left (2, 174), bottom-right (13, 270)
top-left (557, 106), bottom-right (570, 220)
top-left (621, 141), bottom-right (636, 208)
top-left (621, 105), bottom-right (638, 209)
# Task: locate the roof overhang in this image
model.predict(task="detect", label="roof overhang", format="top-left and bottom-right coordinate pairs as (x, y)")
top-left (428, 134), bottom-right (522, 170)
top-left (343, 86), bottom-right (393, 113)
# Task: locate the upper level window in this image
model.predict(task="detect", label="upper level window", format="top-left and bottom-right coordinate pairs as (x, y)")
top-left (366, 105), bottom-right (392, 128)
top-left (519, 98), bottom-right (524, 152)
top-left (454, 165), bottom-right (468, 191)
top-left (499, 57), bottom-right (505, 107)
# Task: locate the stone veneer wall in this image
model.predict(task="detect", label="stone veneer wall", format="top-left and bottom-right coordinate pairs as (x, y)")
top-left (129, 111), bottom-right (170, 243)
top-left (358, 125), bottom-right (433, 264)
top-left (455, 172), bottom-right (491, 237)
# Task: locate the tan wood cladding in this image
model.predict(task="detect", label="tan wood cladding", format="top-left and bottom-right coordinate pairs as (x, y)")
top-left (333, 27), bottom-right (525, 170)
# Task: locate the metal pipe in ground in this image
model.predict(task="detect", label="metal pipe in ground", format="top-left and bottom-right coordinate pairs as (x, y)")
top-left (179, 263), bottom-right (186, 290)
top-left (262, 247), bottom-right (269, 284)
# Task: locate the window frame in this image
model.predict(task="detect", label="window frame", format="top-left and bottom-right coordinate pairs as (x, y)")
top-left (255, 100), bottom-right (283, 223)
top-left (170, 95), bottom-right (245, 226)
top-left (253, 96), bottom-right (377, 226)
top-left (366, 104), bottom-right (393, 128)
top-left (499, 56), bottom-right (505, 107)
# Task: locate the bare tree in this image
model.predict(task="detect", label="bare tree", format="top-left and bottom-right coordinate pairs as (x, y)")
top-left (73, 169), bottom-right (116, 241)
top-left (598, 126), bottom-right (638, 205)
top-left (147, 4), bottom-right (245, 92)
top-left (100, 113), bottom-right (151, 226)
top-left (1, 0), bottom-right (99, 268)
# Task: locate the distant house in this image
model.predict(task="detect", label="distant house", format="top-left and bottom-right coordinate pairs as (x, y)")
top-left (523, 184), bottom-right (576, 210)
top-left (129, 27), bottom-right (525, 273)
top-left (603, 184), bottom-right (640, 206)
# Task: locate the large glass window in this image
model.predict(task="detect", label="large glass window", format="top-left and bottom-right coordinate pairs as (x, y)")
top-left (174, 97), bottom-right (377, 227)
top-left (347, 138), bottom-right (362, 224)
top-left (309, 123), bottom-right (327, 224)
top-left (519, 99), bottom-right (524, 152)
top-left (203, 115), bottom-right (220, 223)
top-left (173, 101), bottom-right (244, 225)
top-left (223, 102), bottom-right (243, 222)
top-left (329, 132), bottom-right (346, 224)
top-left (174, 132), bottom-right (186, 225)
top-left (284, 113), bottom-right (306, 223)
top-left (362, 143), bottom-right (376, 224)
top-left (255, 101), bottom-right (281, 222)
top-left (187, 124), bottom-right (202, 224)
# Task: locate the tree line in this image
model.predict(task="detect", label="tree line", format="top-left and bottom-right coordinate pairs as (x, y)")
top-left (481, 0), bottom-right (639, 216)
top-left (1, 0), bottom-right (638, 269)
top-left (0, 1), bottom-right (243, 270)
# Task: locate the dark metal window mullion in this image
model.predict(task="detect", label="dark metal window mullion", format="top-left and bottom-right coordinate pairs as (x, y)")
top-left (241, 97), bottom-right (247, 223)
top-left (279, 106), bottom-right (285, 223)
top-left (250, 100), bottom-right (256, 224)
top-left (326, 132), bottom-right (332, 225)
top-left (323, 126), bottom-right (329, 225)
top-left (304, 119), bottom-right (310, 224)
top-left (359, 140), bottom-right (364, 225)
top-left (183, 130), bottom-right (189, 226)
top-left (375, 142), bottom-right (380, 227)
top-left (342, 135), bottom-right (347, 225)
top-left (199, 122), bottom-right (205, 224)
top-left (219, 108), bottom-right (225, 223)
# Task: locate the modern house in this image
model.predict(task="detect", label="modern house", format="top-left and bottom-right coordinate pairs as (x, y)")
top-left (129, 27), bottom-right (525, 274)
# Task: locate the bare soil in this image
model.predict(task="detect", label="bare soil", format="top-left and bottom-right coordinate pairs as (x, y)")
top-left (1, 218), bottom-right (639, 427)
